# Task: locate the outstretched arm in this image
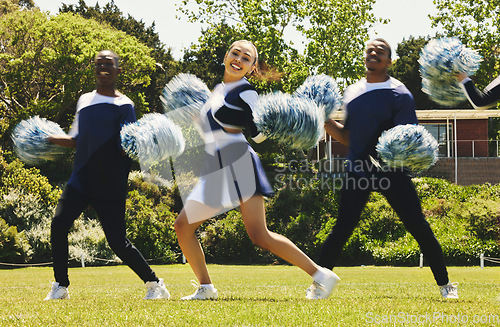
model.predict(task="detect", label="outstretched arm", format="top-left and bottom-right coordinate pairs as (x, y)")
top-left (458, 73), bottom-right (500, 110)
top-left (324, 118), bottom-right (349, 146)
top-left (48, 135), bottom-right (76, 148)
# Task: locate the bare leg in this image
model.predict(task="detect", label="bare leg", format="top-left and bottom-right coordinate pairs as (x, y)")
top-left (174, 200), bottom-right (219, 284)
top-left (240, 195), bottom-right (320, 276)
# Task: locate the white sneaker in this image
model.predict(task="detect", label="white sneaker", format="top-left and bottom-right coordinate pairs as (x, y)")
top-left (440, 282), bottom-right (459, 299)
top-left (181, 281), bottom-right (218, 300)
top-left (306, 268), bottom-right (340, 300)
top-left (44, 282), bottom-right (69, 300)
top-left (144, 278), bottom-right (170, 300)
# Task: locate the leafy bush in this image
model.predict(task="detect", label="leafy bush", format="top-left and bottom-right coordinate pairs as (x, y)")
top-left (267, 176), bottom-right (339, 257)
top-left (128, 170), bottom-right (183, 214)
top-left (68, 219), bottom-right (116, 265)
top-left (201, 210), bottom-right (262, 263)
top-left (367, 234), bottom-right (420, 265)
top-left (199, 175), bottom-right (340, 264)
top-left (0, 190), bottom-right (54, 262)
top-left (0, 152), bottom-right (60, 263)
top-left (414, 177), bottom-right (500, 202)
top-left (0, 159), bottom-right (61, 207)
top-left (0, 218), bottom-right (30, 263)
top-left (0, 191), bottom-right (50, 231)
top-left (307, 176), bottom-right (499, 266)
top-left (0, 138), bottom-right (498, 268)
top-left (194, 174), bottom-right (499, 266)
top-left (125, 190), bottom-right (179, 264)
top-left (22, 214), bottom-right (52, 263)
top-left (425, 197), bottom-right (500, 265)
top-left (0, 182), bottom-right (114, 264)
top-left (459, 198), bottom-right (500, 240)
top-left (359, 193), bottom-right (407, 241)
top-left (349, 179), bottom-right (500, 266)
top-left (0, 152), bottom-right (59, 262)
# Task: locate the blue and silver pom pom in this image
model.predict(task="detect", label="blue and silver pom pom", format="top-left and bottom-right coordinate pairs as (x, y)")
top-left (160, 73), bottom-right (211, 113)
top-left (11, 116), bottom-right (67, 165)
top-left (293, 74), bottom-right (342, 120)
top-left (120, 113), bottom-right (185, 165)
top-left (376, 124), bottom-right (438, 173)
top-left (419, 37), bottom-right (482, 106)
top-left (253, 93), bottom-right (324, 149)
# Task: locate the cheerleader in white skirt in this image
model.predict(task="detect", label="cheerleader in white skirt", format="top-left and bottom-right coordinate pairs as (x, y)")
top-left (174, 40), bottom-right (339, 300)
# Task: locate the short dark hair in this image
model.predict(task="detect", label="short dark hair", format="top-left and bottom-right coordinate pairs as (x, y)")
top-left (95, 50), bottom-right (120, 67)
top-left (371, 38), bottom-right (392, 59)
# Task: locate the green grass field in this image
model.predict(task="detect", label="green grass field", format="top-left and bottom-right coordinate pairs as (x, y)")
top-left (0, 265), bottom-right (498, 326)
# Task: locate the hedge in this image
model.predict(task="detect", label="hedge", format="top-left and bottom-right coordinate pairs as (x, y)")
top-left (0, 147), bottom-right (498, 266)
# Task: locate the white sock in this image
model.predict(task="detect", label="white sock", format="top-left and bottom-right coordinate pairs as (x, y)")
top-left (200, 283), bottom-right (216, 291)
top-left (312, 268), bottom-right (328, 282)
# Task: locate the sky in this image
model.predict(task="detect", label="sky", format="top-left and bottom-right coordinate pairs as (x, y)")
top-left (34, 0), bottom-right (443, 60)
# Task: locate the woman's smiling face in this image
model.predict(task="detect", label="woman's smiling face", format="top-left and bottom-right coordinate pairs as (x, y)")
top-left (223, 41), bottom-right (257, 83)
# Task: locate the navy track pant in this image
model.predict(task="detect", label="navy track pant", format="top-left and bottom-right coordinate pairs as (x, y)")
top-left (51, 186), bottom-right (157, 287)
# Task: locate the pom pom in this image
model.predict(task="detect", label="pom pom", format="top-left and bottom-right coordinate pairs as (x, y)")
top-left (294, 74), bottom-right (342, 120)
top-left (11, 116), bottom-right (67, 165)
top-left (253, 92), bottom-right (324, 149)
top-left (376, 124), bottom-right (439, 173)
top-left (419, 37), bottom-right (482, 106)
top-left (120, 113), bottom-right (185, 164)
top-left (160, 73), bottom-right (211, 113)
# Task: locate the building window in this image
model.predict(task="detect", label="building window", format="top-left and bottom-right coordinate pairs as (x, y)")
top-left (420, 123), bottom-right (453, 157)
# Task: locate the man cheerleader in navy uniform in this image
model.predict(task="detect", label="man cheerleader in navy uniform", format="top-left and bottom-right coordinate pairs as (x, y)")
top-left (45, 50), bottom-right (169, 300)
top-left (316, 39), bottom-right (458, 299)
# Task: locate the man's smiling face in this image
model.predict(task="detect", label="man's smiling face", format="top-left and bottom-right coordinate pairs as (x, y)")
top-left (94, 50), bottom-right (121, 87)
top-left (364, 40), bottom-right (391, 73)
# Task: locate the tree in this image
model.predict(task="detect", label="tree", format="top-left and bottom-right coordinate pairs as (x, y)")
top-left (298, 0), bottom-right (381, 89)
top-left (177, 0), bottom-right (305, 93)
top-left (59, 0), bottom-right (181, 114)
top-left (0, 9), bottom-right (156, 146)
top-left (177, 0), bottom-right (381, 92)
top-left (431, 0), bottom-right (500, 89)
top-left (0, 0), bottom-right (34, 15)
top-left (178, 0), bottom-right (298, 68)
top-left (181, 22), bottom-right (237, 90)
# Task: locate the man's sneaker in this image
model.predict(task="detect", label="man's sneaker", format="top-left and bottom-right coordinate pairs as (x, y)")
top-left (440, 282), bottom-right (459, 299)
top-left (44, 282), bottom-right (69, 300)
top-left (181, 281), bottom-right (218, 300)
top-left (144, 278), bottom-right (170, 300)
top-left (306, 268), bottom-right (340, 300)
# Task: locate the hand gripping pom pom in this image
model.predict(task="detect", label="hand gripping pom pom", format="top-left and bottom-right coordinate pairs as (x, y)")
top-left (11, 116), bottom-right (67, 165)
top-left (253, 93), bottom-right (324, 149)
top-left (419, 37), bottom-right (482, 106)
top-left (120, 113), bottom-right (185, 165)
top-left (294, 74), bottom-right (342, 121)
top-left (376, 124), bottom-right (439, 173)
top-left (161, 73), bottom-right (211, 117)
